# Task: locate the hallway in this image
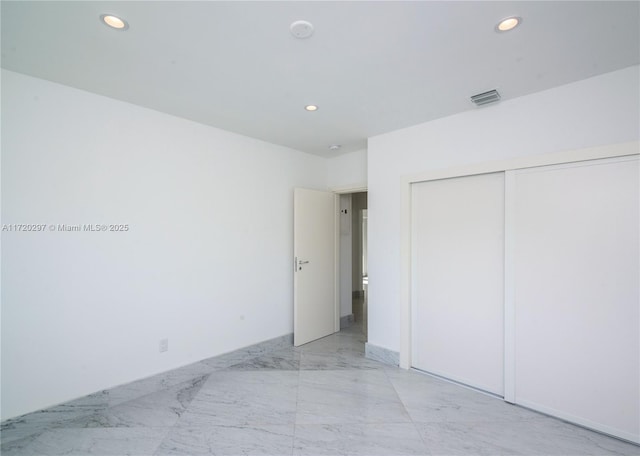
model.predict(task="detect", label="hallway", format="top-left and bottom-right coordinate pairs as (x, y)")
top-left (1, 324), bottom-right (637, 455)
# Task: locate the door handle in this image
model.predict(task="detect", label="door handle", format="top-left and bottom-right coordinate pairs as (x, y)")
top-left (295, 257), bottom-right (310, 271)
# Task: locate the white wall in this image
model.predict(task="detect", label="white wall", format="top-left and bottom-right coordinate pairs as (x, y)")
top-left (327, 148), bottom-right (368, 190)
top-left (1, 70), bottom-right (327, 420)
top-left (367, 65), bottom-right (640, 353)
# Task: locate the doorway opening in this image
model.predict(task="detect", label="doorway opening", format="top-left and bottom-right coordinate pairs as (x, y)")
top-left (338, 191), bottom-right (368, 340)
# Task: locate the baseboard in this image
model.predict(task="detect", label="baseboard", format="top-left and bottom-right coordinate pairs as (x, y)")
top-left (365, 342), bottom-right (399, 367)
top-left (340, 314), bottom-right (354, 329)
top-left (0, 333), bottom-right (293, 444)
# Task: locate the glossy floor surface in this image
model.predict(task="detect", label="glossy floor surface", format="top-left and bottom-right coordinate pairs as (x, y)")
top-left (2, 323), bottom-right (638, 455)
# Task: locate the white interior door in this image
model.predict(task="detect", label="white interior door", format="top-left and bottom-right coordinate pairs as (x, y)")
top-left (294, 188), bottom-right (337, 346)
top-left (411, 172), bottom-right (505, 395)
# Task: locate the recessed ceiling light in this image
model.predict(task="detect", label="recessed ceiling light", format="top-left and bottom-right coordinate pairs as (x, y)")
top-left (329, 144), bottom-right (341, 151)
top-left (101, 14), bottom-right (129, 31)
top-left (305, 105), bottom-right (318, 112)
top-left (496, 16), bottom-right (521, 32)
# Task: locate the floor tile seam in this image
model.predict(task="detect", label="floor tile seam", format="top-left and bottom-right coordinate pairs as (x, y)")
top-left (238, 349), bottom-right (295, 362)
top-left (116, 358), bottom-right (222, 386)
top-left (0, 432), bottom-right (46, 452)
top-left (293, 419), bottom-right (415, 426)
top-left (201, 342), bottom-right (296, 371)
top-left (107, 372), bottom-right (213, 412)
top-left (220, 355), bottom-right (278, 371)
top-left (297, 367), bottom-right (384, 372)
top-left (297, 379), bottom-right (394, 393)
top-left (294, 393), bottom-right (411, 407)
top-left (409, 416), bottom-right (545, 426)
top-left (291, 362), bottom-right (303, 456)
top-left (300, 367), bottom-right (380, 372)
top-left (172, 417), bottom-right (299, 428)
top-left (139, 425), bottom-right (174, 456)
top-left (382, 371), bottom-right (542, 426)
top-left (381, 369), bottom-right (434, 454)
top-left (46, 425), bottom-right (174, 430)
top-left (302, 366), bottom-right (386, 373)
top-left (58, 415), bottom-right (185, 432)
top-left (20, 426), bottom-right (173, 455)
top-left (165, 423), bottom-right (295, 430)
top-left (297, 368), bottom-right (393, 389)
top-left (199, 370), bottom-right (300, 387)
top-left (383, 366), bottom-right (419, 426)
top-left (410, 419), bottom-right (433, 454)
top-left (0, 404), bottom-right (110, 432)
top-left (0, 409), bottom-right (105, 444)
top-left (298, 368), bottom-right (367, 374)
top-left (211, 367), bottom-right (300, 374)
top-left (221, 367), bottom-right (301, 373)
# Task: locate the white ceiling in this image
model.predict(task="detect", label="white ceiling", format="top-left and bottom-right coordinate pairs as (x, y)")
top-left (2, 1), bottom-right (639, 158)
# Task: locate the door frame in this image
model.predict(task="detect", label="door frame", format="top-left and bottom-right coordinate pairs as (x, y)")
top-left (331, 185), bottom-right (368, 334)
top-left (399, 141), bottom-right (639, 381)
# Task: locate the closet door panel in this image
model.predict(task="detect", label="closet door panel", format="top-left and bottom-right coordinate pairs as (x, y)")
top-left (412, 172), bottom-right (505, 395)
top-left (513, 157), bottom-right (639, 442)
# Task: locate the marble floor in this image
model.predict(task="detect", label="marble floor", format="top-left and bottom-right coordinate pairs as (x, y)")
top-left (1, 323), bottom-right (638, 456)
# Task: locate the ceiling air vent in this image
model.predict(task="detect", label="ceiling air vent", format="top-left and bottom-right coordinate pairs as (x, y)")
top-left (470, 89), bottom-right (501, 106)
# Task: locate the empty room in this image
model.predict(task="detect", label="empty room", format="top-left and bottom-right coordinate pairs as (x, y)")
top-left (1, 1), bottom-right (639, 455)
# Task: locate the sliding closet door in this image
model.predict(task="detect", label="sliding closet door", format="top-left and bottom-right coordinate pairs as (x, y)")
top-left (511, 156), bottom-right (639, 442)
top-left (412, 172), bottom-right (504, 395)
